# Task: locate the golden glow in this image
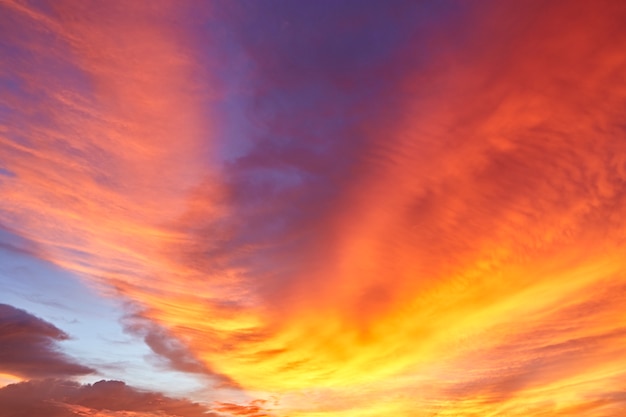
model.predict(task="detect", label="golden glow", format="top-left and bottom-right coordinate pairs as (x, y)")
top-left (1, 0), bottom-right (626, 416)
top-left (0, 373), bottom-right (22, 388)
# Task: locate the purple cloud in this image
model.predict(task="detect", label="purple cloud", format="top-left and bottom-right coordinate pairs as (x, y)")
top-left (0, 304), bottom-right (94, 379)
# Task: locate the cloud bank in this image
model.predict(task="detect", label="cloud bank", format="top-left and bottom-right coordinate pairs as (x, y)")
top-left (0, 304), bottom-right (93, 379)
top-left (0, 379), bottom-right (217, 417)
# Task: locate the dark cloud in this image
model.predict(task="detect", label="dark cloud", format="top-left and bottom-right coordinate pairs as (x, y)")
top-left (0, 304), bottom-right (94, 378)
top-left (123, 314), bottom-right (207, 374)
top-left (121, 313), bottom-right (240, 389)
top-left (0, 379), bottom-right (218, 417)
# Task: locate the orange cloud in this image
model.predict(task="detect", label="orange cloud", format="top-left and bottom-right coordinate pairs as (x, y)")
top-left (214, 400), bottom-right (270, 417)
top-left (0, 0), bottom-right (223, 366)
top-left (2, 0), bottom-right (626, 416)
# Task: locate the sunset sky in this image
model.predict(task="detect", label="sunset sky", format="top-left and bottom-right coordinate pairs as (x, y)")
top-left (1, 1), bottom-right (626, 416)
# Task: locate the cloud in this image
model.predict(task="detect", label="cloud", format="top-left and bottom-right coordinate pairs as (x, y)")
top-left (0, 379), bottom-right (218, 417)
top-left (2, 0), bottom-right (626, 416)
top-left (0, 304), bottom-right (94, 379)
top-left (121, 312), bottom-right (240, 389)
top-left (0, 0), bottom-right (225, 387)
top-left (161, 0), bottom-right (626, 395)
top-left (424, 282), bottom-right (626, 410)
top-left (214, 400), bottom-right (269, 417)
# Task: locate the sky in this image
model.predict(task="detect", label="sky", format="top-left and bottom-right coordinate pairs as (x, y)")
top-left (1, 0), bottom-right (626, 416)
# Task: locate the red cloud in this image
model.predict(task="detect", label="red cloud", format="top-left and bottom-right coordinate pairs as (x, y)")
top-left (214, 400), bottom-right (270, 417)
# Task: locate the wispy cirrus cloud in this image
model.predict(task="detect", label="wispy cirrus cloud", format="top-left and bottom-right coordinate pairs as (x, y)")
top-left (0, 378), bottom-right (278, 417)
top-left (2, 0), bottom-right (626, 416)
top-left (0, 0), bottom-right (225, 383)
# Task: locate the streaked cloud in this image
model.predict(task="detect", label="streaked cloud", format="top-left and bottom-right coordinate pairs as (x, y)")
top-left (214, 400), bottom-right (271, 417)
top-left (1, 0), bottom-right (626, 416)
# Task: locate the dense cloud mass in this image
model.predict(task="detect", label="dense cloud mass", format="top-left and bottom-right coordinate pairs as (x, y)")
top-left (0, 379), bottom-right (217, 417)
top-left (1, 0), bottom-right (626, 416)
top-left (0, 304), bottom-right (93, 378)
top-left (214, 401), bottom-right (270, 417)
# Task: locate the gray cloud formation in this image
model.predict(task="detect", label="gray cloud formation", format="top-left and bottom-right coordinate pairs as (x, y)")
top-left (0, 304), bottom-right (94, 379)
